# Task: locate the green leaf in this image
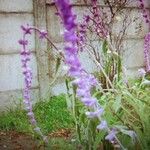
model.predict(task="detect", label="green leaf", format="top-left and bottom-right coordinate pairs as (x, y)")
top-left (65, 79), bottom-right (70, 92)
top-left (116, 125), bottom-right (137, 143)
top-left (117, 55), bottom-right (122, 80)
top-left (113, 94), bottom-right (122, 113)
top-left (55, 57), bottom-right (61, 74)
top-left (102, 40), bottom-right (108, 54)
top-left (94, 130), bottom-right (106, 149)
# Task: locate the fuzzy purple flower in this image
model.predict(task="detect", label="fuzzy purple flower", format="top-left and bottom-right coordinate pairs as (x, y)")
top-left (91, 0), bottom-right (108, 38)
top-left (81, 97), bottom-right (97, 107)
top-left (55, 0), bottom-right (113, 143)
top-left (144, 32), bottom-right (150, 72)
top-left (138, 1), bottom-right (150, 73)
top-left (55, 0), bottom-right (128, 148)
top-left (105, 129), bottom-right (118, 143)
top-left (19, 24), bottom-right (47, 143)
top-left (138, 68), bottom-right (146, 77)
top-left (138, 0), bottom-right (150, 24)
top-left (97, 120), bottom-right (107, 130)
top-left (77, 15), bottom-right (90, 51)
top-left (85, 108), bottom-right (104, 118)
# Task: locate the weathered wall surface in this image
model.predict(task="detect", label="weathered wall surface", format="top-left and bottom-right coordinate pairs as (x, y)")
top-left (0, 0), bottom-right (149, 110)
top-left (0, 0), bottom-right (40, 110)
top-left (46, 0), bottom-right (150, 94)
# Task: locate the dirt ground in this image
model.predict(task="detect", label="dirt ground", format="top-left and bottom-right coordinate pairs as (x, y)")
top-left (0, 129), bottom-right (71, 150)
top-left (0, 131), bottom-right (41, 150)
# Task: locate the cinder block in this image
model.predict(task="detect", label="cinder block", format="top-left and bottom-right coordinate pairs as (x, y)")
top-left (112, 8), bottom-right (149, 39)
top-left (47, 6), bottom-right (64, 43)
top-left (122, 38), bottom-right (145, 69)
top-left (128, 1), bottom-right (150, 8)
top-left (51, 82), bottom-right (67, 95)
top-left (0, 53), bottom-right (39, 91)
top-left (0, 14), bottom-right (35, 54)
top-left (0, 0), bottom-right (33, 12)
top-left (126, 67), bottom-right (142, 78)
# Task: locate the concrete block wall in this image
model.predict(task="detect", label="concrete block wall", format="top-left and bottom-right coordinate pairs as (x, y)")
top-left (0, 0), bottom-right (149, 109)
top-left (0, 0), bottom-right (40, 110)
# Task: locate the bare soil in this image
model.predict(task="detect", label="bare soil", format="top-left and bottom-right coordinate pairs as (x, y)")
top-left (0, 129), bottom-right (71, 150)
top-left (0, 131), bottom-right (41, 150)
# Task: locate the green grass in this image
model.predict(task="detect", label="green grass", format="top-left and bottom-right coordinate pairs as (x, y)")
top-left (0, 95), bottom-right (74, 135)
top-left (47, 138), bottom-right (77, 150)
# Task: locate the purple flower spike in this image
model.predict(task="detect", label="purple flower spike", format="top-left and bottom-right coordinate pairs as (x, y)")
top-left (138, 0), bottom-right (150, 24)
top-left (144, 32), bottom-right (150, 72)
top-left (64, 31), bottom-right (78, 42)
top-left (77, 15), bottom-right (90, 51)
top-left (91, 0), bottom-right (109, 38)
top-left (54, 0), bottom-right (126, 147)
top-left (55, 0), bottom-right (107, 129)
top-left (19, 24), bottom-right (48, 142)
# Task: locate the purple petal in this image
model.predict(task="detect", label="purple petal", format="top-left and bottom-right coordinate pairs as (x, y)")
top-left (97, 120), bottom-right (107, 130)
top-left (21, 25), bottom-right (31, 34)
top-left (39, 30), bottom-right (48, 39)
top-left (105, 129), bottom-right (118, 142)
top-left (138, 68), bottom-right (146, 77)
top-left (18, 39), bottom-right (28, 45)
top-left (85, 108), bottom-right (104, 118)
top-left (82, 97), bottom-right (97, 107)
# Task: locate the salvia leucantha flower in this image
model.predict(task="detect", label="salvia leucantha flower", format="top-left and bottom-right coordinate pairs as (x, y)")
top-left (138, 0), bottom-right (150, 72)
top-left (19, 24), bottom-right (47, 142)
top-left (54, 0), bottom-right (127, 147)
top-left (138, 0), bottom-right (150, 24)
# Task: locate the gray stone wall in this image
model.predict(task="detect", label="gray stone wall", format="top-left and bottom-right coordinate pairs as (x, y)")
top-left (0, 0), bottom-right (39, 110)
top-left (0, 0), bottom-right (149, 110)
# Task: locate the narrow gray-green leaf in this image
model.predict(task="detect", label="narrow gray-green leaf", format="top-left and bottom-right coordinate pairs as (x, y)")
top-left (113, 94), bottom-right (122, 113)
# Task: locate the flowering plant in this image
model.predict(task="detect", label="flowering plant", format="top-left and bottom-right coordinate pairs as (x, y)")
top-left (18, 0), bottom-right (150, 149)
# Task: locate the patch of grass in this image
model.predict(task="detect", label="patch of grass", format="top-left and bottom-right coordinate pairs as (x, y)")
top-left (47, 138), bottom-right (77, 150)
top-left (34, 95), bottom-right (74, 134)
top-left (0, 95), bottom-right (74, 134)
top-left (0, 103), bottom-right (32, 133)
